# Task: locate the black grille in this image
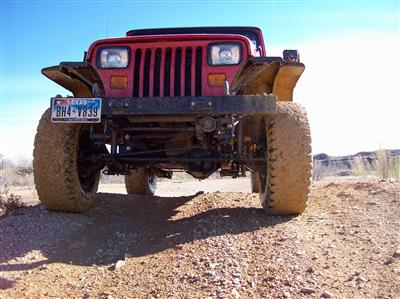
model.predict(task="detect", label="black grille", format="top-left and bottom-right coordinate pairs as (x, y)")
top-left (132, 46), bottom-right (202, 97)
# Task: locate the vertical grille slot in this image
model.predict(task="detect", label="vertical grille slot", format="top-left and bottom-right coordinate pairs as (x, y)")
top-left (133, 49), bottom-right (142, 97)
top-left (174, 47), bottom-right (182, 96)
top-left (164, 48), bottom-right (172, 97)
top-left (184, 47), bottom-right (192, 96)
top-left (195, 46), bottom-right (202, 96)
top-left (143, 48), bottom-right (152, 97)
top-left (153, 48), bottom-right (162, 97)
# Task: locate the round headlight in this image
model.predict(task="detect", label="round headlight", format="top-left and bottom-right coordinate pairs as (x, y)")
top-left (99, 47), bottom-right (129, 68)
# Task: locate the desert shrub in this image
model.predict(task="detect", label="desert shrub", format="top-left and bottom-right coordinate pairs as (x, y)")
top-left (376, 150), bottom-right (400, 179)
top-left (0, 154), bottom-right (34, 187)
top-left (377, 149), bottom-right (389, 179)
top-left (312, 159), bottom-right (324, 181)
top-left (352, 156), bottom-right (369, 178)
top-left (387, 156), bottom-right (400, 179)
top-left (0, 188), bottom-right (26, 215)
top-left (313, 158), bottom-right (345, 181)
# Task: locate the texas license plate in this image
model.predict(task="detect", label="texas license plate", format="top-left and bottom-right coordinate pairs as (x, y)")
top-left (51, 98), bottom-right (101, 123)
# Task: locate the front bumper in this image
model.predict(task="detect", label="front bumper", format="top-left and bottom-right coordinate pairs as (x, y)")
top-left (101, 95), bottom-right (276, 116)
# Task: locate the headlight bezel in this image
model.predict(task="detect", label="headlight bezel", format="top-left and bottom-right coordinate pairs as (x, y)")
top-left (97, 46), bottom-right (130, 69)
top-left (207, 42), bottom-right (242, 66)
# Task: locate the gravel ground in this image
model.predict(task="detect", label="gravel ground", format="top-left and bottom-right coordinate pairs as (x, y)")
top-left (0, 179), bottom-right (399, 298)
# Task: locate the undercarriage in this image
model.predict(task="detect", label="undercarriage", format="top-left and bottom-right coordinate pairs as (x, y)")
top-left (83, 95), bottom-right (276, 180)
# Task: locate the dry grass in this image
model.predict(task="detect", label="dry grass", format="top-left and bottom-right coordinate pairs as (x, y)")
top-left (0, 155), bottom-right (34, 187)
top-left (0, 188), bottom-right (26, 216)
top-left (376, 149), bottom-right (400, 179)
top-left (352, 155), bottom-right (375, 178)
top-left (377, 149), bottom-right (390, 179)
top-left (352, 156), bottom-right (367, 178)
top-left (314, 150), bottom-right (399, 181)
top-left (313, 158), bottom-right (351, 181)
top-left (313, 159), bottom-right (327, 180)
top-left (0, 154), bottom-right (31, 216)
top-left (350, 150), bottom-right (399, 180)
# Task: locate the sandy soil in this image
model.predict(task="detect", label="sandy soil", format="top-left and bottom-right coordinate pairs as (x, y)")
top-left (1, 178), bottom-right (399, 298)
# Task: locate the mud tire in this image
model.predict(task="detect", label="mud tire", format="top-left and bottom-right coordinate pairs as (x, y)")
top-left (260, 102), bottom-right (312, 215)
top-left (125, 168), bottom-right (157, 196)
top-left (33, 109), bottom-right (100, 212)
top-left (250, 172), bottom-right (260, 193)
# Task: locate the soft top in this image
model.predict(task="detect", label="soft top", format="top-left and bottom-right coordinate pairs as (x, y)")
top-left (126, 26), bottom-right (263, 48)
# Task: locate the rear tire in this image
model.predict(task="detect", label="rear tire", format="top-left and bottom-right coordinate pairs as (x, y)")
top-left (33, 109), bottom-right (102, 212)
top-left (124, 168), bottom-right (157, 196)
top-left (250, 172), bottom-right (260, 193)
top-left (260, 102), bottom-right (312, 215)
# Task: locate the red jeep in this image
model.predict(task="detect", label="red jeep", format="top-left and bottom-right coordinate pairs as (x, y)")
top-left (33, 27), bottom-right (312, 215)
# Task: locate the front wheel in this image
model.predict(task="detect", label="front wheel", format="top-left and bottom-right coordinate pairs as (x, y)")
top-left (33, 109), bottom-right (103, 212)
top-left (124, 168), bottom-right (157, 196)
top-left (259, 102), bottom-right (312, 215)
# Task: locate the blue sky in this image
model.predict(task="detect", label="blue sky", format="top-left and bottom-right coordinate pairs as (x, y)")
top-left (0, 0), bottom-right (399, 159)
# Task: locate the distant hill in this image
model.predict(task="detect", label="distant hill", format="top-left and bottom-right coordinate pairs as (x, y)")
top-left (313, 149), bottom-right (400, 180)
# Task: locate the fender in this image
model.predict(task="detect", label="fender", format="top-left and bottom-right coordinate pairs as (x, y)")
top-left (42, 62), bottom-right (104, 97)
top-left (231, 57), bottom-right (305, 101)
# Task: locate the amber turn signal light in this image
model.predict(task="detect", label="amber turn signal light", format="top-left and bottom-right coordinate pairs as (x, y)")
top-left (207, 73), bottom-right (226, 87)
top-left (110, 76), bottom-right (128, 89)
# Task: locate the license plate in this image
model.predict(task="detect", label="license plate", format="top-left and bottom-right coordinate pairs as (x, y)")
top-left (51, 98), bottom-right (101, 123)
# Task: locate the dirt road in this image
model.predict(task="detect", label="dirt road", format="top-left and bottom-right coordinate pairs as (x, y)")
top-left (1, 179), bottom-right (399, 298)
